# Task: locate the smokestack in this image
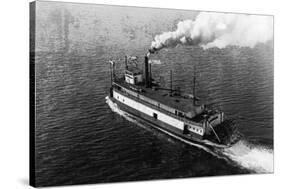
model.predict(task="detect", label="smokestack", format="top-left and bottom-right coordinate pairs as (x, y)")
top-left (144, 55), bottom-right (149, 88)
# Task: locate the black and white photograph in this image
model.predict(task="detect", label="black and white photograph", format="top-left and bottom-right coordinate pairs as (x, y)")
top-left (29, 0), bottom-right (273, 187)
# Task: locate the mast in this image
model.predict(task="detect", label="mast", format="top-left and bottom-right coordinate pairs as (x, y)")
top-left (124, 55), bottom-right (128, 70)
top-left (170, 70), bottom-right (173, 95)
top-left (193, 62), bottom-right (196, 105)
top-left (110, 63), bottom-right (112, 84)
top-left (150, 63), bottom-right (152, 86)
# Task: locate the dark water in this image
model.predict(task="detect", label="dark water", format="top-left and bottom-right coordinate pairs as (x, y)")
top-left (35, 43), bottom-right (273, 186)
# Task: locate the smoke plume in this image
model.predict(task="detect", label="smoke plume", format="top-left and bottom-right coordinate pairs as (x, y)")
top-left (151, 12), bottom-right (273, 51)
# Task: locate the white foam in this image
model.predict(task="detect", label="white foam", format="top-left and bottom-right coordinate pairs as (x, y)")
top-left (222, 140), bottom-right (273, 173)
top-left (105, 96), bottom-right (125, 116)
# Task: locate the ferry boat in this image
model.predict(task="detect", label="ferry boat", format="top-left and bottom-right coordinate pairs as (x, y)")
top-left (108, 50), bottom-right (236, 148)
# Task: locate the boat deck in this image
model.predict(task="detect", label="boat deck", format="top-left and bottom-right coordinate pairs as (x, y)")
top-left (114, 78), bottom-right (204, 119)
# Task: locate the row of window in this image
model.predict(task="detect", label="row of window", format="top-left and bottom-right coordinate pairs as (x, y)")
top-left (116, 95), bottom-right (125, 103)
top-left (188, 125), bottom-right (203, 134)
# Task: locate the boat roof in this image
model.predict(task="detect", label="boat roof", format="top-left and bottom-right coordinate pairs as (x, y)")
top-left (114, 78), bottom-right (203, 118)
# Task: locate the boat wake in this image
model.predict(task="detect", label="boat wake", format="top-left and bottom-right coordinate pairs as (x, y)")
top-left (221, 140), bottom-right (273, 173)
top-left (105, 96), bottom-right (273, 174)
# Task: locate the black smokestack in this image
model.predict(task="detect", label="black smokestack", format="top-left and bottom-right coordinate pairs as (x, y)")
top-left (144, 55), bottom-right (149, 88)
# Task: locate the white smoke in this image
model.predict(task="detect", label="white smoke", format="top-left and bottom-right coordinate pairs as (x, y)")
top-left (151, 12), bottom-right (273, 50)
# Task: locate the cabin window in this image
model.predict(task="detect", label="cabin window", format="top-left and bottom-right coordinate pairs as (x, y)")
top-left (153, 113), bottom-right (158, 119)
top-left (183, 125), bottom-right (189, 134)
top-left (178, 112), bottom-right (184, 117)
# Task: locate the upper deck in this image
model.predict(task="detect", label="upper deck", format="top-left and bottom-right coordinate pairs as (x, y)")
top-left (113, 78), bottom-right (205, 119)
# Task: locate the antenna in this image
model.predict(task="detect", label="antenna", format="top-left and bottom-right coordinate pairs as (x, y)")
top-left (110, 63), bottom-right (112, 84)
top-left (124, 56), bottom-right (128, 70)
top-left (170, 70), bottom-right (173, 95)
top-left (193, 61), bottom-right (196, 105)
top-left (150, 63), bottom-right (152, 87)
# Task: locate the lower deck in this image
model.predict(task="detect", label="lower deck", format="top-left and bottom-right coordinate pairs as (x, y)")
top-left (112, 89), bottom-right (205, 139)
top-left (109, 95), bottom-right (233, 147)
